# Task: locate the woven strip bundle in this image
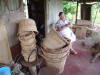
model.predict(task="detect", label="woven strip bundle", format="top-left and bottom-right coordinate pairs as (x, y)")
top-left (18, 19), bottom-right (38, 62)
top-left (40, 28), bottom-right (70, 73)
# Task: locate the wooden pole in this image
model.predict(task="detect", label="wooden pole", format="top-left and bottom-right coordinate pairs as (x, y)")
top-left (75, 1), bottom-right (79, 24)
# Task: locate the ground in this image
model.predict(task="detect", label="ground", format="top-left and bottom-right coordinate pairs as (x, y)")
top-left (11, 40), bottom-right (100, 75)
top-left (61, 40), bottom-right (100, 75)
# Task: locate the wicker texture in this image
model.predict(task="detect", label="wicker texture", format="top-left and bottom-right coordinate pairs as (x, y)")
top-left (18, 19), bottom-right (38, 62)
top-left (40, 28), bottom-right (70, 73)
top-left (42, 28), bottom-right (68, 50)
top-left (18, 19), bottom-right (38, 35)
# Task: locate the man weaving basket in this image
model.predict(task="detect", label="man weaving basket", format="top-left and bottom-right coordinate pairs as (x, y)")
top-left (56, 12), bottom-right (77, 54)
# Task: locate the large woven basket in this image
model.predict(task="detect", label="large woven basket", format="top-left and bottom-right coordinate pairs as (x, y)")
top-left (18, 19), bottom-right (38, 35)
top-left (42, 28), bottom-right (68, 50)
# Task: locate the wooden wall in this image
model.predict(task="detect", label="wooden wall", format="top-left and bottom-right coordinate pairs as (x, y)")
top-left (45, 0), bottom-right (63, 33)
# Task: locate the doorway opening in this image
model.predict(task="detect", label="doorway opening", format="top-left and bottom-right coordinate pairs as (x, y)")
top-left (27, 0), bottom-right (45, 37)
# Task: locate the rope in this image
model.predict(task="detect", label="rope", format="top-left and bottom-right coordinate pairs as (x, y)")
top-left (28, 49), bottom-right (36, 63)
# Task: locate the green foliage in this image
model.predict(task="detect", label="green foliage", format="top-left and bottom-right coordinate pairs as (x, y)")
top-left (91, 2), bottom-right (100, 24)
top-left (63, 1), bottom-right (77, 15)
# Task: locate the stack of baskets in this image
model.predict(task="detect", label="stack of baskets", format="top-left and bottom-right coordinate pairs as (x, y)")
top-left (40, 28), bottom-right (70, 73)
top-left (18, 19), bottom-right (38, 62)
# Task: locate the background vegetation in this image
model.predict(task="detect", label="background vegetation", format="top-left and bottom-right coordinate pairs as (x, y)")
top-left (63, 1), bottom-right (100, 25)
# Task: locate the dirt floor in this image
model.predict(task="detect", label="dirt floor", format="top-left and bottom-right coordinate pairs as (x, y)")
top-left (61, 40), bottom-right (100, 75)
top-left (11, 40), bottom-right (100, 75)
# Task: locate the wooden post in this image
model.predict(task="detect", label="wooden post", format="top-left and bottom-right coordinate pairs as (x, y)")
top-left (75, 1), bottom-right (79, 24)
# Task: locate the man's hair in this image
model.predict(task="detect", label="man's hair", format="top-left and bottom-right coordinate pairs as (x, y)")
top-left (59, 12), bottom-right (64, 17)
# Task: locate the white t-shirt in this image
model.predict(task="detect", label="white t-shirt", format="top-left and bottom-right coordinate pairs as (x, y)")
top-left (56, 19), bottom-right (76, 42)
top-left (56, 19), bottom-right (69, 27)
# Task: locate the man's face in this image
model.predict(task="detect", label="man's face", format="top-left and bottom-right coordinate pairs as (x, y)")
top-left (60, 13), bottom-right (66, 20)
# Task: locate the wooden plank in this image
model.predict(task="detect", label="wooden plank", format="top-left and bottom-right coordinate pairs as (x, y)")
top-left (0, 19), bottom-right (12, 64)
top-left (76, 19), bottom-right (92, 26)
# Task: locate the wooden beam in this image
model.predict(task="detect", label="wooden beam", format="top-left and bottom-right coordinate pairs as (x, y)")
top-left (75, 1), bottom-right (79, 24)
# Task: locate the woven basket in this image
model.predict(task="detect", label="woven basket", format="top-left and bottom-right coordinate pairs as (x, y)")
top-left (40, 44), bottom-right (70, 58)
top-left (22, 50), bottom-right (36, 62)
top-left (20, 37), bottom-right (36, 46)
top-left (41, 49), bottom-right (69, 59)
top-left (18, 19), bottom-right (38, 35)
top-left (18, 31), bottom-right (35, 41)
top-left (21, 43), bottom-right (36, 51)
top-left (46, 58), bottom-right (67, 73)
top-left (42, 28), bottom-right (68, 50)
top-left (40, 52), bottom-right (67, 73)
top-left (41, 43), bottom-right (69, 54)
top-left (40, 50), bottom-right (69, 63)
top-left (39, 43), bottom-right (70, 73)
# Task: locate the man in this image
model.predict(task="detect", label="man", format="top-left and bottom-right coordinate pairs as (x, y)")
top-left (56, 12), bottom-right (77, 54)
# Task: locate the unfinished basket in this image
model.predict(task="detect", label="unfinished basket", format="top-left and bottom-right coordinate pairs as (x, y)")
top-left (42, 28), bottom-right (69, 50)
top-left (18, 19), bottom-right (38, 35)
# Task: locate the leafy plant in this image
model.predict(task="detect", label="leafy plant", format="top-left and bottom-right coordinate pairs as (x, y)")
top-left (63, 1), bottom-right (77, 15)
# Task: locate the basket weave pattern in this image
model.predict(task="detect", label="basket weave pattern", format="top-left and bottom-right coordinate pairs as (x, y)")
top-left (18, 19), bottom-right (38, 62)
top-left (40, 28), bottom-right (70, 73)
